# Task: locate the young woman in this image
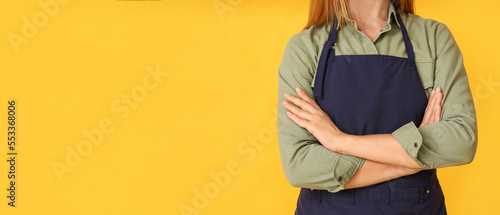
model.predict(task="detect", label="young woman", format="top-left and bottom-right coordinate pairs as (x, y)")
top-left (277, 0), bottom-right (477, 214)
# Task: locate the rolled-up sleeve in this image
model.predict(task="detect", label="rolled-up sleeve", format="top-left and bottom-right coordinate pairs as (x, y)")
top-left (391, 23), bottom-right (478, 169)
top-left (277, 34), bottom-right (365, 192)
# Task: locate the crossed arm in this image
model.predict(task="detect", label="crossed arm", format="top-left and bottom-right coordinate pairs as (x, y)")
top-left (281, 86), bottom-right (443, 189)
top-left (278, 24), bottom-right (477, 192)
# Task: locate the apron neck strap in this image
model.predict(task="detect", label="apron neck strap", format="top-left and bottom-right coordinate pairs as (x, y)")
top-left (314, 9), bottom-right (417, 98)
top-left (326, 9), bottom-right (416, 66)
top-left (327, 20), bottom-right (338, 44)
top-left (395, 9), bottom-right (416, 67)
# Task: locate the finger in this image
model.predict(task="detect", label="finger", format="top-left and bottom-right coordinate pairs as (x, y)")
top-left (284, 92), bottom-right (317, 113)
top-left (435, 87), bottom-right (443, 105)
top-left (432, 103), bottom-right (442, 123)
top-left (422, 89), bottom-right (436, 125)
top-left (430, 103), bottom-right (439, 123)
top-left (295, 87), bottom-right (322, 110)
top-left (286, 111), bottom-right (309, 128)
top-left (282, 101), bottom-right (314, 121)
top-left (428, 90), bottom-right (442, 124)
top-left (430, 88), bottom-right (440, 108)
top-left (429, 88), bottom-right (442, 117)
top-left (422, 90), bottom-right (433, 118)
top-left (432, 90), bottom-right (443, 122)
top-left (420, 117), bottom-right (428, 128)
top-left (429, 87), bottom-right (441, 110)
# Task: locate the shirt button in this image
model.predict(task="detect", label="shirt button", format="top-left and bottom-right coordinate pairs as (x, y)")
top-left (414, 142), bottom-right (418, 148)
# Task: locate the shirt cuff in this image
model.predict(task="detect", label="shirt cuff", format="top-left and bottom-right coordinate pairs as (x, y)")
top-left (391, 121), bottom-right (428, 169)
top-left (329, 154), bottom-right (365, 193)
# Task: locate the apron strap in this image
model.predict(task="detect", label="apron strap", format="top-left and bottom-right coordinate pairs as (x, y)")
top-left (313, 21), bottom-right (337, 98)
top-left (395, 9), bottom-right (416, 67)
top-left (313, 10), bottom-right (416, 98)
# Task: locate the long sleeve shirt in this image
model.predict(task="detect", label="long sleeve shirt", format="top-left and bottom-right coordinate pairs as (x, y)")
top-left (277, 3), bottom-right (478, 193)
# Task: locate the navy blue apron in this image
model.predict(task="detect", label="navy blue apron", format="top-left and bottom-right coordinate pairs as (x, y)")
top-left (296, 9), bottom-right (447, 215)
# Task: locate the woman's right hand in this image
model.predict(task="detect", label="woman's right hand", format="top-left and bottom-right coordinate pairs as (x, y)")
top-left (420, 87), bottom-right (443, 127)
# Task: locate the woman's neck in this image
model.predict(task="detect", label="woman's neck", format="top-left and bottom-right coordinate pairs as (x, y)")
top-left (347, 0), bottom-right (390, 42)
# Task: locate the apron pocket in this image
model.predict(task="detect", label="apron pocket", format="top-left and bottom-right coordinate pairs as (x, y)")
top-left (388, 187), bottom-right (432, 215)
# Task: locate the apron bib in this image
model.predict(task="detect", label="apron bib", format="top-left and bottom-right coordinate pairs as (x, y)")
top-left (295, 9), bottom-right (447, 215)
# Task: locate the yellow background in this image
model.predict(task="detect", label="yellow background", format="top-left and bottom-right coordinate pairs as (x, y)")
top-left (0, 0), bottom-right (498, 214)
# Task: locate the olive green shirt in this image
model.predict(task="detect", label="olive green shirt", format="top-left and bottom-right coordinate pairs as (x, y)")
top-left (277, 3), bottom-right (477, 193)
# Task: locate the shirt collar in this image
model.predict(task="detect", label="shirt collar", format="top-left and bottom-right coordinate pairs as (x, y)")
top-left (388, 2), bottom-right (405, 28)
top-left (331, 2), bottom-right (406, 31)
top-left (362, 2), bottom-right (407, 36)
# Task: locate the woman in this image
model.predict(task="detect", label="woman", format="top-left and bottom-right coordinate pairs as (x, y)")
top-left (277, 0), bottom-right (477, 214)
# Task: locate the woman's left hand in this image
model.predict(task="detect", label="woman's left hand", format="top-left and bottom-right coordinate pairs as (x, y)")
top-left (282, 87), bottom-right (346, 152)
